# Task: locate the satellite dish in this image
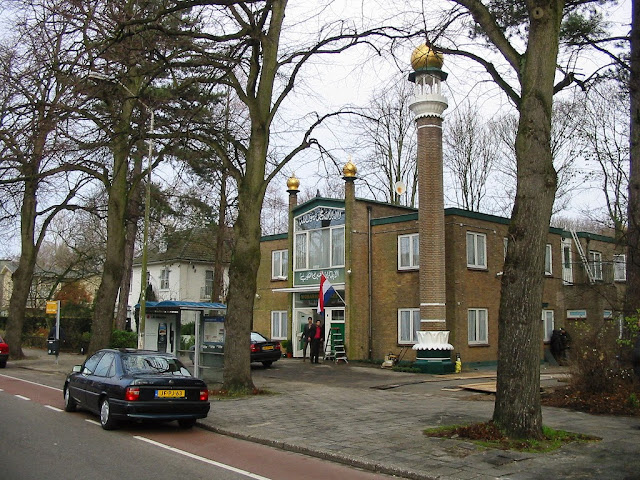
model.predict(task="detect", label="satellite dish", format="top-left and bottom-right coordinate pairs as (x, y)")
top-left (394, 181), bottom-right (406, 195)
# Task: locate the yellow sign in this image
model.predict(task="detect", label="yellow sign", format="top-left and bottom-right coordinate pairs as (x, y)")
top-left (46, 301), bottom-right (58, 314)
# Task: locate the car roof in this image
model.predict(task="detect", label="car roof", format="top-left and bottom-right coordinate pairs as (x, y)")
top-left (98, 348), bottom-right (177, 357)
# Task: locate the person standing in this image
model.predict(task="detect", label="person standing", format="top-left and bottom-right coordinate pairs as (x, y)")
top-left (301, 317), bottom-right (313, 362)
top-left (310, 319), bottom-right (324, 364)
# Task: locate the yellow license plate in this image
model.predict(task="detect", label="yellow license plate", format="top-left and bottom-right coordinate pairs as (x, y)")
top-left (155, 389), bottom-right (185, 398)
top-left (262, 345), bottom-right (274, 351)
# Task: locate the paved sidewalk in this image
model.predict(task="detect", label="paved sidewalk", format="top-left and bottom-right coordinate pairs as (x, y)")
top-left (11, 349), bottom-right (640, 480)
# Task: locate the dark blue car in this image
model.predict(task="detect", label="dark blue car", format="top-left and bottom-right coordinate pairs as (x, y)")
top-left (63, 349), bottom-right (210, 430)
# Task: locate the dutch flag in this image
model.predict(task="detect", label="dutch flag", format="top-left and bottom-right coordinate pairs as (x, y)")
top-left (317, 273), bottom-right (336, 314)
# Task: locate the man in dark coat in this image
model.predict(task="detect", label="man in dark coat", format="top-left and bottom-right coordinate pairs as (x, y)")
top-left (309, 320), bottom-right (324, 364)
top-left (302, 317), bottom-right (313, 362)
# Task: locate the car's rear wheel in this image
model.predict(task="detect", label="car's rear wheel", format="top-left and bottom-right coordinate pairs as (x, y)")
top-left (100, 398), bottom-right (117, 430)
top-left (262, 361), bottom-right (273, 367)
top-left (0, 360), bottom-right (6, 368)
top-left (64, 386), bottom-right (77, 412)
top-left (178, 418), bottom-right (197, 429)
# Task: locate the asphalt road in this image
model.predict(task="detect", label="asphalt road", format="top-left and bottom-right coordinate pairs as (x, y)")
top-left (0, 370), bottom-right (395, 480)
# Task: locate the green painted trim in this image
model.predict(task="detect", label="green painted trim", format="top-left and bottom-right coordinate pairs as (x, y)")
top-left (261, 233), bottom-right (288, 242)
top-left (371, 213), bottom-right (418, 226)
top-left (293, 198), bottom-right (345, 215)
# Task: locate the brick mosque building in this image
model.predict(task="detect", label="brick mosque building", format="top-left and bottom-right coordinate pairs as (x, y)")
top-left (251, 46), bottom-right (627, 370)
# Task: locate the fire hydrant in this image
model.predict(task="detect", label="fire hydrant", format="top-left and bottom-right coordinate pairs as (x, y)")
top-left (455, 353), bottom-right (462, 373)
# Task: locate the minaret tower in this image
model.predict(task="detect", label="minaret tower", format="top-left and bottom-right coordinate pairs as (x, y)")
top-left (408, 44), bottom-right (454, 373)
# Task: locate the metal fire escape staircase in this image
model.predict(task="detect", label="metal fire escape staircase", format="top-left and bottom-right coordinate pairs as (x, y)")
top-left (324, 327), bottom-right (348, 363)
top-left (570, 229), bottom-right (595, 284)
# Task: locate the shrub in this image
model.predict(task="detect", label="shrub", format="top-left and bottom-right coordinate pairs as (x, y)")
top-left (109, 330), bottom-right (137, 349)
top-left (568, 319), bottom-right (634, 394)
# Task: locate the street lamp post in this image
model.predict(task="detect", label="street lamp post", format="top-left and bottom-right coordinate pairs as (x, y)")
top-left (88, 72), bottom-right (154, 349)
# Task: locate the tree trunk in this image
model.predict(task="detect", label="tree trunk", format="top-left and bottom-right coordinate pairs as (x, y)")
top-left (627, 0), bottom-right (640, 316)
top-left (87, 107), bottom-right (133, 355)
top-left (5, 160), bottom-right (42, 358)
top-left (222, 176), bottom-right (263, 391)
top-left (492, 2), bottom-right (561, 439)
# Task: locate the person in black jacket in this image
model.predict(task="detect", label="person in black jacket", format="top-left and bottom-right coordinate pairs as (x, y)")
top-left (301, 317), bottom-right (313, 362)
top-left (309, 320), bottom-right (324, 364)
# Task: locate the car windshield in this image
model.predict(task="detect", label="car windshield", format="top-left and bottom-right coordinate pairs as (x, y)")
top-left (121, 354), bottom-right (191, 376)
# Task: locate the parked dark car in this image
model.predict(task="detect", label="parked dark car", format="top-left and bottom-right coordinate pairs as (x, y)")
top-left (250, 331), bottom-right (281, 367)
top-left (188, 332), bottom-right (281, 367)
top-left (63, 349), bottom-right (210, 430)
top-left (0, 335), bottom-right (8, 368)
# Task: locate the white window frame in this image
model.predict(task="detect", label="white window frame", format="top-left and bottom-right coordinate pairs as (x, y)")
top-left (270, 311), bottom-right (288, 340)
top-left (398, 308), bottom-right (420, 344)
top-left (271, 250), bottom-right (288, 280)
top-left (544, 244), bottom-right (553, 276)
top-left (468, 308), bottom-right (488, 345)
top-left (293, 226), bottom-right (345, 271)
top-left (613, 254), bottom-right (626, 282)
top-left (542, 309), bottom-right (554, 342)
top-left (160, 268), bottom-right (170, 290)
top-left (561, 239), bottom-right (573, 284)
top-left (589, 251), bottom-right (603, 281)
top-left (398, 233), bottom-right (419, 270)
top-left (466, 232), bottom-right (487, 269)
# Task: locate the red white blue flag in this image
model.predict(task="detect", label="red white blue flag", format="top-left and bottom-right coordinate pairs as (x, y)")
top-left (317, 273), bottom-right (336, 314)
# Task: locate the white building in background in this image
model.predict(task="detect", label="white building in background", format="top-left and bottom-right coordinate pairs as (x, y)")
top-left (129, 228), bottom-right (230, 331)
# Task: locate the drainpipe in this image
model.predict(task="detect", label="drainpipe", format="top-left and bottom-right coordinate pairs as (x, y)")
top-left (367, 206), bottom-right (373, 360)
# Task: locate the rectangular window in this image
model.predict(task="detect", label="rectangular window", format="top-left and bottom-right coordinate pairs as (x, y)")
top-left (160, 268), bottom-right (170, 290)
top-left (562, 239), bottom-right (573, 284)
top-left (589, 251), bottom-right (603, 281)
top-left (466, 232), bottom-right (487, 269)
top-left (542, 309), bottom-right (554, 342)
top-left (295, 232), bottom-right (307, 270)
top-left (614, 254), bottom-right (626, 282)
top-left (468, 308), bottom-right (488, 345)
top-left (294, 226), bottom-right (344, 270)
top-left (503, 237), bottom-right (508, 261)
top-left (271, 250), bottom-right (288, 280)
top-left (398, 234), bottom-right (419, 270)
top-left (271, 311), bottom-right (288, 340)
top-left (204, 270), bottom-right (214, 298)
top-left (544, 244), bottom-right (552, 275)
top-left (398, 308), bottom-right (420, 344)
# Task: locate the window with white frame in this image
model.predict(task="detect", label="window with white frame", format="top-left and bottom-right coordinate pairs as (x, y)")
top-left (398, 234), bottom-right (419, 270)
top-left (589, 251), bottom-right (603, 281)
top-left (545, 244), bottom-right (553, 276)
top-left (614, 254), bottom-right (626, 281)
top-left (204, 270), bottom-right (214, 298)
top-left (503, 237), bottom-right (508, 261)
top-left (468, 308), bottom-right (488, 345)
top-left (466, 232), bottom-right (487, 269)
top-left (398, 308), bottom-right (420, 344)
top-left (542, 309), bottom-right (554, 342)
top-left (271, 311), bottom-right (288, 340)
top-left (271, 250), bottom-right (288, 280)
top-left (160, 268), bottom-right (170, 290)
top-left (293, 207), bottom-right (345, 271)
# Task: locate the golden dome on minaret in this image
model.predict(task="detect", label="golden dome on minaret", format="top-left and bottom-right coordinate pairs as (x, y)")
top-left (286, 174), bottom-right (300, 191)
top-left (343, 158), bottom-right (357, 178)
top-left (410, 44), bottom-right (444, 70)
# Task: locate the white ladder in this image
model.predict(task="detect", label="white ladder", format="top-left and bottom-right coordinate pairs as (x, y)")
top-left (571, 229), bottom-right (594, 284)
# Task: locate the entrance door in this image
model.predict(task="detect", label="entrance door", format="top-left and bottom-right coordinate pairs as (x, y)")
top-left (292, 309), bottom-right (315, 358)
top-left (324, 308), bottom-right (345, 358)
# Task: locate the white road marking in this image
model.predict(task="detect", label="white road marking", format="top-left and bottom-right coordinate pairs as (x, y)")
top-left (15, 394), bottom-right (30, 400)
top-left (86, 419), bottom-right (101, 426)
top-left (0, 373), bottom-right (62, 391)
top-left (135, 436), bottom-right (273, 480)
top-left (45, 405), bottom-right (63, 412)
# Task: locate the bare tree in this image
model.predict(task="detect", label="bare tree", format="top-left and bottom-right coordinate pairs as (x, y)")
top-left (356, 80), bottom-right (418, 207)
top-left (0, 0), bottom-right (88, 358)
top-left (577, 81), bottom-right (629, 239)
top-left (443, 101), bottom-right (496, 212)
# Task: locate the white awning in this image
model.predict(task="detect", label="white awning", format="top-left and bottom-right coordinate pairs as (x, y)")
top-left (271, 283), bottom-right (345, 293)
